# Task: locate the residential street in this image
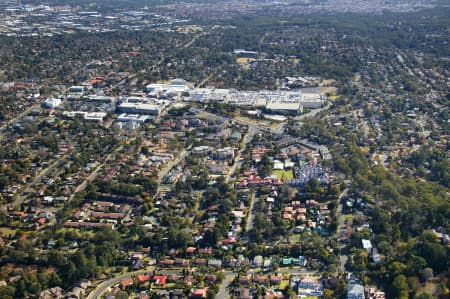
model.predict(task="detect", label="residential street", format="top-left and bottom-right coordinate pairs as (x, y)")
top-left (215, 271), bottom-right (236, 299)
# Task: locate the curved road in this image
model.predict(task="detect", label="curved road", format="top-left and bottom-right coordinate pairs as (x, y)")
top-left (87, 269), bottom-right (152, 299)
top-left (293, 102), bottom-right (331, 122)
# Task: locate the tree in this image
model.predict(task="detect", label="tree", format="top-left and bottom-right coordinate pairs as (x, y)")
top-left (216, 271), bottom-right (225, 283)
top-left (351, 250), bottom-right (368, 272)
top-left (417, 240), bottom-right (447, 273)
top-left (259, 155), bottom-right (273, 178)
top-left (334, 279), bottom-right (347, 299)
top-left (15, 280), bottom-right (26, 298)
top-left (405, 255), bottom-right (426, 276)
top-left (203, 228), bottom-right (219, 246)
top-left (0, 285), bottom-right (15, 299)
top-left (116, 291), bottom-right (129, 299)
top-left (141, 146), bottom-right (149, 155)
top-left (48, 272), bottom-right (62, 288)
top-left (283, 284), bottom-right (296, 299)
top-left (305, 177), bottom-right (324, 197)
top-left (323, 289), bottom-right (334, 299)
top-left (420, 268), bottom-right (434, 283)
top-left (207, 288), bottom-right (216, 299)
top-left (36, 272), bottom-right (49, 290)
top-left (167, 228), bottom-right (193, 248)
top-left (61, 261), bottom-right (77, 287)
top-left (414, 293), bottom-right (434, 299)
top-left (0, 211), bottom-right (8, 226)
top-left (392, 275), bottom-right (409, 299)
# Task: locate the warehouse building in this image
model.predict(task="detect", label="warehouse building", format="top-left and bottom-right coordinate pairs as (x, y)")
top-left (265, 102), bottom-right (303, 116)
top-left (117, 102), bottom-right (162, 115)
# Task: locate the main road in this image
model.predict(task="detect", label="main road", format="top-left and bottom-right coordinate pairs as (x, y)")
top-left (155, 148), bottom-right (190, 194)
top-left (334, 188), bottom-right (349, 273)
top-left (67, 137), bottom-right (137, 201)
top-left (0, 102), bottom-right (42, 132)
top-left (69, 163), bottom-right (104, 201)
top-left (2, 156), bottom-right (68, 210)
top-left (225, 124), bottom-right (258, 184)
top-left (245, 192), bottom-right (258, 235)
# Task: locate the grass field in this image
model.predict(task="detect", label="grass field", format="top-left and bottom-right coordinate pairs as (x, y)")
top-left (0, 227), bottom-right (16, 237)
top-left (273, 169), bottom-right (294, 181)
top-left (418, 282), bottom-right (439, 297)
top-left (236, 57), bottom-right (256, 64)
top-left (317, 85), bottom-right (337, 94)
top-left (328, 95), bottom-right (340, 101)
top-left (288, 233), bottom-right (301, 242)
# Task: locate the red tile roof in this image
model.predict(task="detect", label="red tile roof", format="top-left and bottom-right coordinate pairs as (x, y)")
top-left (153, 275), bottom-right (167, 285)
top-left (136, 274), bottom-right (151, 283)
top-left (192, 287), bottom-right (208, 298)
top-left (186, 247), bottom-right (196, 253)
top-left (120, 277), bottom-right (133, 289)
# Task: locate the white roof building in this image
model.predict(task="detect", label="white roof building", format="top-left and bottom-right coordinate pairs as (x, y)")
top-left (69, 85), bottom-right (86, 93)
top-left (300, 93), bottom-right (324, 108)
top-left (84, 112), bottom-right (106, 122)
top-left (362, 239), bottom-right (373, 253)
top-left (347, 282), bottom-right (365, 299)
top-left (145, 79), bottom-right (190, 94)
top-left (62, 111), bottom-right (105, 122)
top-left (86, 95), bottom-right (113, 103)
top-left (43, 98), bottom-right (61, 109)
top-left (274, 160), bottom-right (284, 170)
top-left (266, 102), bottom-right (303, 115)
top-left (118, 102), bottom-right (162, 115)
top-left (116, 114), bottom-right (150, 123)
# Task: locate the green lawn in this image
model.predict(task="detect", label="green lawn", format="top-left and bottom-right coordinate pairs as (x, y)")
top-left (273, 169), bottom-right (294, 181)
top-left (279, 279), bottom-right (290, 290)
top-left (288, 233), bottom-right (301, 242)
top-left (344, 214), bottom-right (354, 220)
